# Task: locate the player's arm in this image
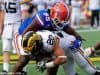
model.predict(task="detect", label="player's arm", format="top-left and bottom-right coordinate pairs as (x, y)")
top-left (81, 0), bottom-right (86, 6)
top-left (22, 19), bottom-right (36, 35)
top-left (53, 37), bottom-right (67, 65)
top-left (22, 20), bottom-right (41, 36)
top-left (45, 37), bottom-right (67, 68)
top-left (0, 8), bottom-right (4, 37)
top-left (12, 55), bottom-right (30, 75)
top-left (63, 26), bottom-right (84, 41)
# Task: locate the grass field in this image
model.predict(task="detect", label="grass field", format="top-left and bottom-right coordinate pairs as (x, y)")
top-left (0, 29), bottom-right (100, 75)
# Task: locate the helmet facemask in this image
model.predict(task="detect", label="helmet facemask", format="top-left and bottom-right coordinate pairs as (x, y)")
top-left (52, 18), bottom-right (64, 30)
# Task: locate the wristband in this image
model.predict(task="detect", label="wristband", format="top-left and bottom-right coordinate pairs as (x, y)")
top-left (45, 61), bottom-right (55, 68)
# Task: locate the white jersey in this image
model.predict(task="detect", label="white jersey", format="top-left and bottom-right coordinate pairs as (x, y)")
top-left (4, 0), bottom-right (21, 24)
top-left (37, 30), bottom-right (76, 53)
top-left (36, 30), bottom-right (57, 53)
top-left (14, 30), bottom-right (57, 55)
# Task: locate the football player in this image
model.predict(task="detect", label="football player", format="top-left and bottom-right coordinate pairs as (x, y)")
top-left (13, 9), bottom-right (76, 75)
top-left (1, 0), bottom-right (22, 74)
top-left (12, 30), bottom-right (67, 75)
top-left (50, 2), bottom-right (100, 75)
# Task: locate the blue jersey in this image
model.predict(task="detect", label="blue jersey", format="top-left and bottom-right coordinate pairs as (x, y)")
top-left (18, 10), bottom-right (69, 35)
top-left (19, 10), bottom-right (54, 35)
top-left (18, 17), bottom-right (32, 35)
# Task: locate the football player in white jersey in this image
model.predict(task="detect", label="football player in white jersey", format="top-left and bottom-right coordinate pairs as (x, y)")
top-left (1, 0), bottom-right (22, 74)
top-left (12, 30), bottom-right (67, 75)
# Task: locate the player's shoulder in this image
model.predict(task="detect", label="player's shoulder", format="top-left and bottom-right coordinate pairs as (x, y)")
top-left (36, 30), bottom-right (57, 38)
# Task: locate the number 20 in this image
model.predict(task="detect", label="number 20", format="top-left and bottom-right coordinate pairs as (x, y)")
top-left (47, 35), bottom-right (55, 45)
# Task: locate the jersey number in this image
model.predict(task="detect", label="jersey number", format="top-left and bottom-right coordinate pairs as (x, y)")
top-left (47, 35), bottom-right (55, 45)
top-left (5, 2), bottom-right (17, 13)
top-left (43, 13), bottom-right (50, 21)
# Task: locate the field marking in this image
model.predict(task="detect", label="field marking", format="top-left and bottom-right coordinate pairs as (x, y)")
top-left (90, 57), bottom-right (100, 62)
top-left (77, 29), bottom-right (100, 32)
top-left (0, 55), bottom-right (100, 64)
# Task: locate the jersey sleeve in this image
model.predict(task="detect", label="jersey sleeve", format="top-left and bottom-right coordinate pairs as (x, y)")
top-left (18, 17), bottom-right (32, 35)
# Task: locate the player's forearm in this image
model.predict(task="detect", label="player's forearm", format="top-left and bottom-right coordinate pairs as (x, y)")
top-left (64, 26), bottom-right (81, 39)
top-left (45, 56), bottom-right (66, 68)
top-left (22, 24), bottom-right (34, 36)
top-left (53, 56), bottom-right (66, 66)
top-left (0, 10), bottom-right (4, 35)
top-left (53, 47), bottom-right (67, 66)
top-left (45, 47), bottom-right (66, 68)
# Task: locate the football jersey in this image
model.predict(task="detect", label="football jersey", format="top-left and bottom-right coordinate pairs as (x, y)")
top-left (18, 10), bottom-right (54, 35)
top-left (36, 30), bottom-right (57, 52)
top-left (18, 17), bottom-right (32, 35)
top-left (4, 0), bottom-right (21, 23)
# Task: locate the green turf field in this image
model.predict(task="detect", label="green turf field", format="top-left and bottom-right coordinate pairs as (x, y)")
top-left (0, 29), bottom-right (100, 75)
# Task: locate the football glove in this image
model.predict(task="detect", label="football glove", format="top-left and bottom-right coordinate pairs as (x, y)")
top-left (69, 39), bottom-right (82, 52)
top-left (77, 35), bottom-right (86, 42)
top-left (36, 60), bottom-right (47, 72)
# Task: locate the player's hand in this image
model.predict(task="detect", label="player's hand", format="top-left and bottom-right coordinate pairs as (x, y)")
top-left (70, 39), bottom-right (82, 51)
top-left (77, 36), bottom-right (86, 42)
top-left (36, 60), bottom-right (47, 72)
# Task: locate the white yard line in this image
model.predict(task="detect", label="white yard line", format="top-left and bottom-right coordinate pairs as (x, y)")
top-left (77, 29), bottom-right (100, 32)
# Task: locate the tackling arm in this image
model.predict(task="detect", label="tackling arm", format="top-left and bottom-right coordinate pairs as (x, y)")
top-left (22, 20), bottom-right (42, 36)
top-left (12, 55), bottom-right (30, 75)
top-left (46, 37), bottom-right (66, 68)
top-left (63, 26), bottom-right (84, 41)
